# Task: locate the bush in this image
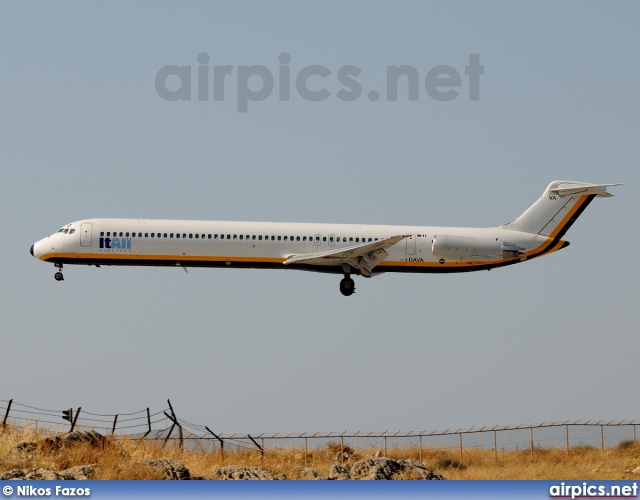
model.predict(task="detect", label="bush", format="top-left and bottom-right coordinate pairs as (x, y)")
top-left (435, 457), bottom-right (466, 470)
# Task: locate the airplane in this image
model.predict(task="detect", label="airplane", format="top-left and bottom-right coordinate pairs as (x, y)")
top-left (30, 180), bottom-right (619, 296)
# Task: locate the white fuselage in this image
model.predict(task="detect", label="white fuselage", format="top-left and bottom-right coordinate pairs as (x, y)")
top-left (31, 218), bottom-right (561, 274)
top-left (31, 181), bottom-right (617, 295)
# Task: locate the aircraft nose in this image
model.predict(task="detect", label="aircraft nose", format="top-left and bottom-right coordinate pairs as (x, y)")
top-left (30, 244), bottom-right (34, 256)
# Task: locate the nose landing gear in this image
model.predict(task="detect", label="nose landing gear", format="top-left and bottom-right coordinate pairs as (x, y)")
top-left (54, 263), bottom-right (64, 281)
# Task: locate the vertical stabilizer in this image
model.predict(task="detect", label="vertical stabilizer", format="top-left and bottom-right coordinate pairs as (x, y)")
top-left (503, 181), bottom-right (619, 238)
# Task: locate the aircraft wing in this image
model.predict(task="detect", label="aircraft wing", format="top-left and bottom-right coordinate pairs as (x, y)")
top-left (283, 234), bottom-right (410, 277)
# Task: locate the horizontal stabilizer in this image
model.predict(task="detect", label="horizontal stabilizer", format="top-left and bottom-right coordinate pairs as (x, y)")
top-left (550, 182), bottom-right (622, 197)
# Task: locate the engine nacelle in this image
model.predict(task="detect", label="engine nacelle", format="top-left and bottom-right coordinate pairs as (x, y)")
top-left (432, 235), bottom-right (520, 261)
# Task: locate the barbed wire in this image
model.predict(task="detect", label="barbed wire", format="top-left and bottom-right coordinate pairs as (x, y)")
top-left (2, 398), bottom-right (637, 453)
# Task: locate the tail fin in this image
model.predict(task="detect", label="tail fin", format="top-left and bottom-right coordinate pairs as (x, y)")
top-left (504, 181), bottom-right (620, 238)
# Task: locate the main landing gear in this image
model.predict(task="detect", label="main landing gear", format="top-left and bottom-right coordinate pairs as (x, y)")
top-left (54, 263), bottom-right (64, 281)
top-left (339, 275), bottom-right (355, 296)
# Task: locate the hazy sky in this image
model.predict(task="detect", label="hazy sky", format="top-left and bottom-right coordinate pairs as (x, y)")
top-left (1, 1), bottom-right (638, 439)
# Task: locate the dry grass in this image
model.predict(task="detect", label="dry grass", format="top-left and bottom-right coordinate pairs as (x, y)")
top-left (1, 425), bottom-right (640, 479)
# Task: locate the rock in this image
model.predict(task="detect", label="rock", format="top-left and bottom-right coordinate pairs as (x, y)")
top-left (328, 464), bottom-right (351, 480)
top-left (333, 450), bottom-right (360, 463)
top-left (0, 468), bottom-right (65, 480)
top-left (137, 458), bottom-right (191, 480)
top-left (60, 464), bottom-right (97, 480)
top-left (632, 466), bottom-right (640, 474)
top-left (210, 465), bottom-right (284, 480)
top-left (328, 457), bottom-right (446, 480)
top-left (15, 442), bottom-right (37, 454)
top-left (398, 460), bottom-right (445, 480)
top-left (0, 463), bottom-right (98, 481)
top-left (297, 468), bottom-right (323, 479)
top-left (63, 430), bottom-right (104, 446)
top-left (350, 457), bottom-right (404, 480)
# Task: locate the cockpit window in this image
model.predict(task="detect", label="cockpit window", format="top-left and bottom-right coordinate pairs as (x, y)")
top-left (58, 229), bottom-right (64, 233)
top-left (69, 229), bottom-right (75, 234)
top-left (63, 229), bottom-right (69, 234)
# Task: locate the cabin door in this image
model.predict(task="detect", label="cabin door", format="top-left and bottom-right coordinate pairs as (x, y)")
top-left (80, 223), bottom-right (93, 247)
top-left (406, 235), bottom-right (416, 255)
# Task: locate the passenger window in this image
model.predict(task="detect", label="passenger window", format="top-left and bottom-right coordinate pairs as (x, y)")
top-left (208, 234), bottom-right (212, 239)
top-left (188, 234), bottom-right (192, 239)
top-left (323, 236), bottom-right (327, 242)
top-left (145, 233), bottom-right (148, 237)
top-left (283, 236), bottom-right (287, 241)
top-left (271, 236), bottom-right (275, 241)
top-left (226, 234), bottom-right (230, 239)
top-left (126, 232), bottom-right (130, 237)
top-left (196, 234), bottom-right (200, 239)
top-left (296, 236), bottom-right (300, 241)
top-left (176, 233), bottom-right (181, 238)
top-left (252, 235), bottom-right (256, 240)
top-left (100, 231), bottom-right (104, 236)
top-left (163, 233), bottom-right (167, 238)
top-left (170, 233), bottom-right (174, 238)
top-left (329, 236), bottom-right (333, 242)
top-left (277, 236), bottom-right (281, 241)
top-left (258, 235), bottom-right (262, 240)
top-left (240, 235), bottom-right (243, 240)
top-left (119, 232), bottom-right (123, 237)
top-left (107, 232), bottom-right (111, 236)
top-left (355, 238), bottom-right (359, 242)
top-left (349, 237), bottom-right (353, 242)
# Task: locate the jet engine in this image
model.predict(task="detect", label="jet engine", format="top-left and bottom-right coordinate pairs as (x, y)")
top-left (432, 235), bottom-right (524, 261)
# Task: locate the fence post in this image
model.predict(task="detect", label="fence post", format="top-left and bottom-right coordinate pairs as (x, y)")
top-left (600, 425), bottom-right (604, 451)
top-left (493, 430), bottom-right (497, 463)
top-left (2, 399), bottom-right (12, 428)
top-left (383, 436), bottom-right (387, 459)
top-left (166, 400), bottom-right (183, 449)
top-left (304, 437), bottom-right (308, 467)
top-left (205, 427), bottom-right (224, 461)
top-left (111, 414), bottom-right (118, 436)
top-left (634, 424), bottom-right (637, 442)
top-left (529, 427), bottom-right (534, 462)
top-left (143, 408), bottom-right (151, 437)
top-left (70, 407), bottom-right (81, 433)
top-left (247, 434), bottom-right (264, 459)
top-left (341, 436), bottom-right (345, 464)
top-left (565, 425), bottom-right (569, 456)
top-left (459, 434), bottom-right (463, 461)
top-left (419, 435), bottom-right (423, 462)
top-left (163, 421), bottom-right (176, 449)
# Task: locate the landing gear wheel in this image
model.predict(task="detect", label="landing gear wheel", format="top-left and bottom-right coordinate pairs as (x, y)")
top-left (54, 262), bottom-right (64, 281)
top-left (339, 277), bottom-right (355, 296)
